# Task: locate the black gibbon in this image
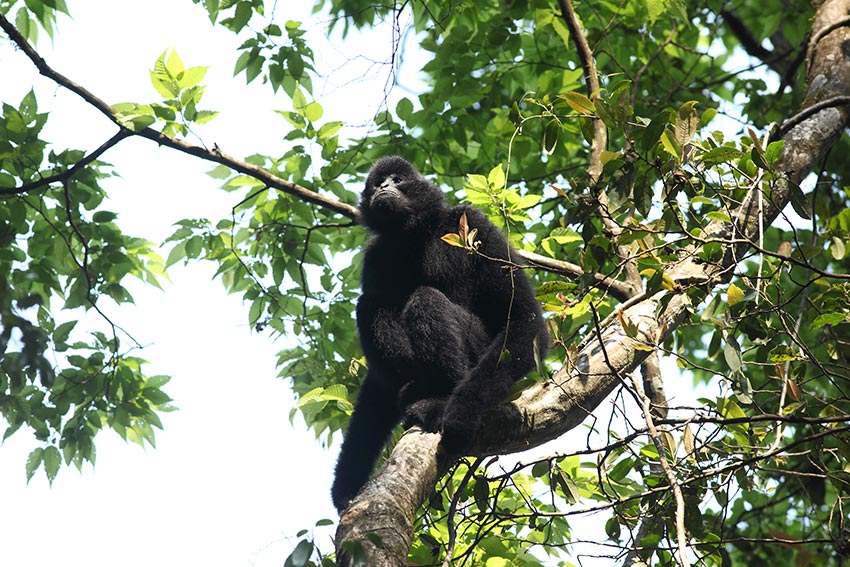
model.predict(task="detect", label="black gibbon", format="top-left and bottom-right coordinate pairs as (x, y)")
top-left (331, 156), bottom-right (548, 512)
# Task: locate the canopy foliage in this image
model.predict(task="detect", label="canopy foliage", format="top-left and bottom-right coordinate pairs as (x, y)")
top-left (2, 0), bottom-right (850, 565)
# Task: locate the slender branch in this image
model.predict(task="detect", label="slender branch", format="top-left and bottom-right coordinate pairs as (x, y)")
top-left (517, 248), bottom-right (635, 301)
top-left (442, 458), bottom-right (483, 567)
top-left (0, 12), bottom-right (360, 220)
top-left (774, 95), bottom-right (850, 139)
top-left (557, 0), bottom-right (643, 296)
top-left (145, 135), bottom-right (359, 218)
top-left (557, 0), bottom-right (606, 184)
top-left (0, 130), bottom-right (132, 196)
top-left (721, 10), bottom-right (792, 76)
top-left (629, 372), bottom-right (690, 567)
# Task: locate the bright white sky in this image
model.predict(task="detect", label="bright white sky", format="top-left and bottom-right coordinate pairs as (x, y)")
top-left (0, 2), bottom-right (415, 565)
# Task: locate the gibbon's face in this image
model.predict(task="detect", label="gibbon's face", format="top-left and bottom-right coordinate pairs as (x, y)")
top-left (360, 156), bottom-right (441, 232)
top-left (366, 167), bottom-right (413, 212)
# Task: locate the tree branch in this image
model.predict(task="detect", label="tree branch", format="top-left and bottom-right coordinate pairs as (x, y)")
top-left (517, 248), bottom-right (635, 302)
top-left (721, 10), bottom-right (793, 76)
top-left (557, 0), bottom-right (606, 184)
top-left (628, 372), bottom-right (690, 567)
top-left (0, 12), bottom-right (359, 220)
top-left (557, 0), bottom-right (643, 296)
top-left (0, 129), bottom-right (132, 196)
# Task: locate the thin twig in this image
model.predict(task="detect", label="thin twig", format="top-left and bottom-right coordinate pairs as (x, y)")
top-left (442, 458), bottom-right (483, 567)
top-left (629, 372), bottom-right (691, 567)
top-left (774, 95), bottom-right (850, 139)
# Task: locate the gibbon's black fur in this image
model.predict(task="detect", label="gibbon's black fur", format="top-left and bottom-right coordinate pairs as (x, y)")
top-left (331, 156), bottom-right (548, 512)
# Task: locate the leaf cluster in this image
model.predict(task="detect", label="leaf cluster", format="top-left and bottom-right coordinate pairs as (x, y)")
top-left (5, 0), bottom-right (850, 564)
top-left (0, 89), bottom-right (171, 481)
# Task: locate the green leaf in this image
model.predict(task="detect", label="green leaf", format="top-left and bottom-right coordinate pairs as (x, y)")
top-left (723, 333), bottom-right (742, 373)
top-left (177, 66), bottom-right (207, 89)
top-left (674, 100), bottom-right (699, 147)
top-left (561, 91), bottom-right (595, 114)
top-left (53, 320), bottom-right (77, 345)
top-left (765, 140), bottom-right (784, 163)
top-left (531, 461), bottom-right (549, 477)
top-left (487, 164), bottom-right (505, 190)
top-left (473, 476), bottom-right (490, 511)
top-left (92, 211), bottom-right (118, 223)
top-left (660, 129), bottom-right (682, 160)
top-left (288, 539), bottom-right (313, 567)
top-left (606, 516), bottom-right (622, 540)
top-left (207, 164), bottom-right (232, 179)
top-left (304, 101), bottom-right (323, 122)
top-left (165, 242), bottom-right (186, 267)
top-left (751, 146), bottom-right (769, 170)
top-left (702, 145), bottom-right (743, 166)
top-left (396, 97), bottom-right (414, 120)
top-left (26, 448), bottom-right (44, 482)
top-left (233, 51), bottom-right (252, 76)
top-left (830, 236), bottom-right (846, 260)
top-left (787, 179), bottom-right (812, 220)
top-left (165, 49), bottom-right (185, 78)
top-left (639, 442), bottom-right (660, 460)
top-left (44, 446), bottom-right (61, 483)
top-left (705, 211), bottom-right (731, 222)
top-left (553, 471), bottom-right (579, 504)
top-left (639, 111), bottom-right (669, 154)
top-left (515, 194), bottom-right (541, 209)
top-left (192, 110), bottom-right (219, 125)
top-left (231, 1), bottom-right (252, 31)
top-left (542, 119), bottom-right (560, 155)
top-left (317, 121), bottom-right (342, 139)
top-left (812, 312), bottom-right (846, 329)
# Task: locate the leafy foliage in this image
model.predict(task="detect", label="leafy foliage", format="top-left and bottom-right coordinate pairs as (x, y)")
top-left (0, 88), bottom-right (172, 481)
top-left (3, 0), bottom-right (850, 565)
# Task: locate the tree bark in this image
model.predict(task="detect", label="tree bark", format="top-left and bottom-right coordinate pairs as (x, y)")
top-left (334, 1), bottom-right (850, 564)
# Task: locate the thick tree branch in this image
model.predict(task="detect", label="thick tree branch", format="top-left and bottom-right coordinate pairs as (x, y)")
top-left (335, 431), bottom-right (442, 567)
top-left (335, 1), bottom-right (850, 564)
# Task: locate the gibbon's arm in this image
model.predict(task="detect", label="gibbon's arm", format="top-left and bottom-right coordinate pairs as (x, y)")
top-left (331, 372), bottom-right (401, 512)
top-left (355, 293), bottom-right (415, 369)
